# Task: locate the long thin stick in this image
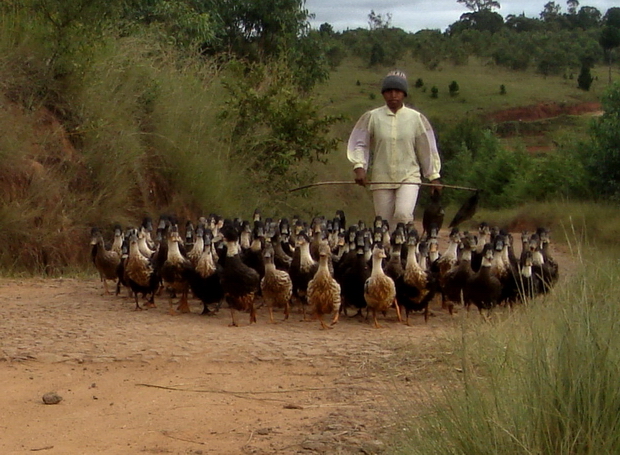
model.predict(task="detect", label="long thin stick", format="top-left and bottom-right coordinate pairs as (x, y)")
top-left (289, 181), bottom-right (479, 193)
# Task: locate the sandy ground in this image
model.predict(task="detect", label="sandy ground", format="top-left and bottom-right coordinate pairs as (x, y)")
top-left (0, 275), bottom-right (461, 455)
top-left (0, 233), bottom-right (573, 455)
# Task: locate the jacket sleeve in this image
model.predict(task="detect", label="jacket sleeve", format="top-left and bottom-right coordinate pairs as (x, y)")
top-left (415, 114), bottom-right (441, 181)
top-left (347, 111), bottom-right (372, 170)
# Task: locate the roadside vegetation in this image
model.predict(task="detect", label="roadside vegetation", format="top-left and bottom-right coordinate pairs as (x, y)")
top-left (391, 245), bottom-right (620, 454)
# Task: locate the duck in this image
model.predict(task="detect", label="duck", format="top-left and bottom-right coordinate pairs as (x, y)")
top-left (242, 220), bottom-right (266, 280)
top-left (422, 190), bottom-right (444, 239)
top-left (289, 230), bottom-right (318, 320)
top-left (137, 225), bottom-right (156, 259)
top-left (515, 250), bottom-right (543, 301)
top-left (464, 243), bottom-right (502, 318)
top-left (339, 230), bottom-right (371, 318)
top-left (90, 227), bottom-right (122, 295)
top-left (307, 241), bottom-right (341, 329)
top-left (384, 226), bottom-right (406, 285)
top-left (364, 244), bottom-right (400, 328)
top-left (433, 228), bottom-right (461, 309)
top-left (529, 232), bottom-right (558, 293)
top-left (396, 229), bottom-right (437, 324)
top-left (426, 226), bottom-right (440, 264)
top-left (261, 243), bottom-right (293, 323)
top-left (536, 227), bottom-right (559, 289)
top-left (160, 226), bottom-right (193, 315)
top-left (309, 217), bottom-right (326, 261)
top-left (184, 220), bottom-right (195, 252)
top-left (220, 224), bottom-right (260, 326)
top-left (184, 228), bottom-right (224, 315)
top-left (187, 223), bottom-right (205, 267)
top-left (441, 232), bottom-right (476, 315)
top-left (124, 232), bottom-right (160, 310)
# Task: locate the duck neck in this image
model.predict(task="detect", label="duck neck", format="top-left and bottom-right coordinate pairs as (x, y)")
top-left (299, 242), bottom-right (315, 268)
top-left (444, 240), bottom-right (459, 259)
top-left (371, 255), bottom-right (384, 277)
top-left (168, 239), bottom-right (183, 261)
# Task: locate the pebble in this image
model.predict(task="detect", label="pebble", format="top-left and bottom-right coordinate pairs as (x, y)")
top-left (42, 392), bottom-right (63, 405)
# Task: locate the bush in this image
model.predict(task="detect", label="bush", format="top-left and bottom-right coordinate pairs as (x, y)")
top-left (430, 86), bottom-right (439, 98)
top-left (448, 80), bottom-right (459, 97)
top-left (500, 84), bottom-right (507, 95)
top-left (577, 64), bottom-right (594, 91)
top-left (415, 78), bottom-right (424, 88)
top-left (583, 82), bottom-right (620, 200)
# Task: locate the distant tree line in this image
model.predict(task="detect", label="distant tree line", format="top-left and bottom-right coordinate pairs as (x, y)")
top-left (323, 3), bottom-right (620, 80)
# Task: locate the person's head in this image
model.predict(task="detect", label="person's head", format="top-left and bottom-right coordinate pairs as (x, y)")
top-left (381, 70), bottom-right (408, 112)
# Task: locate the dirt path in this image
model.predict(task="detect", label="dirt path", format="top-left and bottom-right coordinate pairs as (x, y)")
top-left (0, 276), bottom-right (459, 455)
top-left (0, 232), bottom-right (573, 455)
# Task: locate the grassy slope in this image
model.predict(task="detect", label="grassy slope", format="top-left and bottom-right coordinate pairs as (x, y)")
top-left (300, 56), bottom-right (606, 227)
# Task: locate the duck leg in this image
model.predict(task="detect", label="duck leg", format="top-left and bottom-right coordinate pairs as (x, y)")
top-left (133, 294), bottom-right (143, 311)
top-left (372, 308), bottom-right (382, 329)
top-left (249, 303), bottom-right (257, 324)
top-left (176, 290), bottom-right (191, 313)
top-left (229, 308), bottom-right (238, 327)
top-left (393, 300), bottom-right (402, 323)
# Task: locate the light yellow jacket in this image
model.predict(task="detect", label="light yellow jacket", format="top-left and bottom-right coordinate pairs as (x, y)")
top-left (347, 105), bottom-right (441, 190)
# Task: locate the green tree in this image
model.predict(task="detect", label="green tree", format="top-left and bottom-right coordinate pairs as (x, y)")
top-left (574, 6), bottom-right (602, 29)
top-left (540, 1), bottom-right (561, 23)
top-left (219, 60), bottom-right (344, 191)
top-left (456, 0), bottom-right (501, 13)
top-left (454, 10), bottom-right (504, 33)
top-left (584, 82), bottom-right (620, 199)
top-left (600, 8), bottom-right (620, 83)
top-left (566, 0), bottom-right (579, 16)
top-left (368, 9), bottom-right (392, 29)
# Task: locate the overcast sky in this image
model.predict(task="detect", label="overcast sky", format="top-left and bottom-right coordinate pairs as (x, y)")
top-left (305, 0), bottom-right (615, 33)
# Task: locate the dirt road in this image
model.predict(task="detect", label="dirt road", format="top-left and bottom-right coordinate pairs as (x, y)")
top-left (0, 276), bottom-right (457, 454)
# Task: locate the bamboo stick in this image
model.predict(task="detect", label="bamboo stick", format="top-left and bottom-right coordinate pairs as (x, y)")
top-left (289, 180), bottom-right (479, 193)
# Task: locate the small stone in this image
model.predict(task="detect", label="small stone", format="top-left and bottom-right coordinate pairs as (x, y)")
top-left (42, 392), bottom-right (63, 405)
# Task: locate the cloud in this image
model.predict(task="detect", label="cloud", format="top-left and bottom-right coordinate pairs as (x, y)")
top-left (305, 0), bottom-right (615, 32)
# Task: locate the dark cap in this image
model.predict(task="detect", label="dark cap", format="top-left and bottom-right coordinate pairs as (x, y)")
top-left (381, 70), bottom-right (408, 96)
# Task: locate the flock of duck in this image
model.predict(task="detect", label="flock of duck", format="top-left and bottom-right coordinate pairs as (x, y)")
top-left (90, 209), bottom-right (559, 328)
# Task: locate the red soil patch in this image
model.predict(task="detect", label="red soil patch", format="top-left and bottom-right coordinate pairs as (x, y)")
top-left (488, 101), bottom-right (602, 123)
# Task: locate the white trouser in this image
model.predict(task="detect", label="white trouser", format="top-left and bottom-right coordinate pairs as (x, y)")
top-left (372, 185), bottom-right (420, 232)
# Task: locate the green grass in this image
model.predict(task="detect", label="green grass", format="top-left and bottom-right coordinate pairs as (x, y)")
top-left (392, 248), bottom-right (620, 454)
top-left (315, 57), bottom-right (603, 133)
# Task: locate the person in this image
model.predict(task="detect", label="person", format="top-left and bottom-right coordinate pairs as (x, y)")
top-left (347, 70), bottom-right (442, 231)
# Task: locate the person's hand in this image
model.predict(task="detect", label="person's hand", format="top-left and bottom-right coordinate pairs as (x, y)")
top-left (354, 168), bottom-right (368, 187)
top-left (430, 179), bottom-right (443, 195)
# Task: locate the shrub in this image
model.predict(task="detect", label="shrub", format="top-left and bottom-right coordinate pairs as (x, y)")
top-left (583, 82), bottom-right (620, 200)
top-left (415, 78), bottom-right (424, 88)
top-left (430, 86), bottom-right (439, 98)
top-left (577, 64), bottom-right (594, 91)
top-left (500, 84), bottom-right (507, 95)
top-left (448, 80), bottom-right (459, 97)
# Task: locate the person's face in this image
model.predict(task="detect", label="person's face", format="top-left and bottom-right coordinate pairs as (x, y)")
top-left (382, 89), bottom-right (406, 112)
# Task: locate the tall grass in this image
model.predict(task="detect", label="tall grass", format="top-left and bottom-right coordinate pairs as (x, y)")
top-left (393, 248), bottom-right (620, 454)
